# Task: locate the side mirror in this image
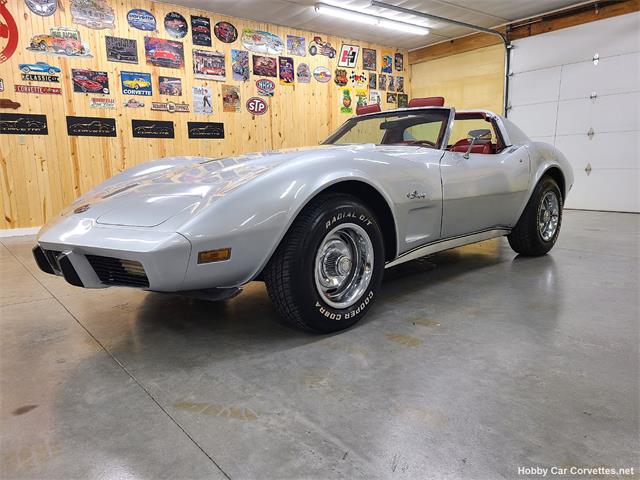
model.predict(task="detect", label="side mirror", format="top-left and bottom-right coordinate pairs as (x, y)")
top-left (464, 129), bottom-right (492, 159)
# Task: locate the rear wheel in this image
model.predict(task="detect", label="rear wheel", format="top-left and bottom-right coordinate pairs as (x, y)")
top-left (508, 176), bottom-right (563, 256)
top-left (265, 194), bottom-right (385, 333)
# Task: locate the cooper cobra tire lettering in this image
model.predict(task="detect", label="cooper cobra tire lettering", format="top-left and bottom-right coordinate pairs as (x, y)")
top-left (265, 193), bottom-right (384, 333)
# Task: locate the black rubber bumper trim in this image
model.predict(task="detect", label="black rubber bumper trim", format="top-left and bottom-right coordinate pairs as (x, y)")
top-left (58, 254), bottom-right (84, 287)
top-left (32, 246), bottom-right (55, 275)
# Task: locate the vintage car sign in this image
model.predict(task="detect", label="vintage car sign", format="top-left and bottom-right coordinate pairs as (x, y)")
top-left (241, 29), bottom-right (284, 55)
top-left (72, 69), bottom-right (109, 94)
top-left (25, 0), bottom-right (57, 16)
top-left (191, 16), bottom-right (211, 46)
top-left (120, 71), bottom-right (152, 96)
top-left (193, 50), bottom-right (225, 81)
top-left (144, 37), bottom-right (184, 69)
top-left (297, 63), bottom-right (311, 84)
top-left (214, 21), bottom-right (237, 43)
top-left (151, 101), bottom-right (190, 113)
top-left (106, 36), bottom-right (138, 64)
top-left (20, 61), bottom-right (61, 82)
top-left (89, 97), bottom-right (115, 109)
top-left (131, 119), bottom-right (174, 138)
top-left (313, 66), bottom-right (331, 83)
top-left (256, 78), bottom-right (275, 97)
top-left (124, 98), bottom-right (145, 108)
top-left (27, 27), bottom-right (91, 58)
top-left (246, 96), bottom-right (268, 115)
top-left (70, 0), bottom-right (115, 30)
top-left (66, 116), bottom-right (116, 137)
top-left (127, 9), bottom-right (156, 31)
top-left (164, 12), bottom-right (188, 39)
top-left (15, 84), bottom-right (62, 95)
top-left (187, 121), bottom-right (224, 139)
top-left (0, 113), bottom-right (48, 135)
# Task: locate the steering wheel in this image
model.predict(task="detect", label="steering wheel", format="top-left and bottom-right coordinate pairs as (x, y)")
top-left (405, 140), bottom-right (436, 148)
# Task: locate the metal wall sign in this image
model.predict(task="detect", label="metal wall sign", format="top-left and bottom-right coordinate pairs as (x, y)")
top-left (70, 0), bottom-right (115, 30)
top-left (313, 66), bottom-right (331, 83)
top-left (19, 60), bottom-right (61, 82)
top-left (132, 119), bottom-right (174, 138)
top-left (338, 44), bottom-right (359, 68)
top-left (25, 0), bottom-right (57, 16)
top-left (187, 121), bottom-right (224, 139)
top-left (127, 9), bottom-right (155, 31)
top-left (241, 29), bottom-right (284, 55)
top-left (15, 84), bottom-right (62, 94)
top-left (66, 116), bottom-right (116, 137)
top-left (246, 96), bottom-right (268, 115)
top-left (256, 78), bottom-right (275, 96)
top-left (151, 101), bottom-right (189, 113)
top-left (106, 36), bottom-right (138, 64)
top-left (120, 71), bottom-right (152, 96)
top-left (89, 97), bottom-right (115, 109)
top-left (0, 113), bottom-right (48, 135)
top-left (164, 12), bottom-right (188, 39)
top-left (0, 79), bottom-right (4, 92)
top-left (214, 21), bottom-right (237, 44)
top-left (192, 16), bottom-right (212, 46)
top-left (362, 48), bottom-right (376, 71)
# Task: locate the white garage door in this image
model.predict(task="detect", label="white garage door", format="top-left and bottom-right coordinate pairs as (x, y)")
top-left (508, 12), bottom-right (640, 212)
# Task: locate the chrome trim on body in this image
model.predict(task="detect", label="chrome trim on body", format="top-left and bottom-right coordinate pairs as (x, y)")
top-left (385, 228), bottom-right (510, 269)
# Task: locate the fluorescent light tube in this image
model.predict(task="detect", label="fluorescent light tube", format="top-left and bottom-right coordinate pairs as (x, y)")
top-left (314, 2), bottom-right (430, 35)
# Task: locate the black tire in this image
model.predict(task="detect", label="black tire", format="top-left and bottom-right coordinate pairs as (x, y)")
top-left (309, 45), bottom-right (317, 56)
top-left (508, 176), bottom-right (563, 256)
top-left (264, 194), bottom-right (385, 333)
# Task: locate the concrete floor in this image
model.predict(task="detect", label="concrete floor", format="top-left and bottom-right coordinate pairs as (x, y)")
top-left (0, 210), bottom-right (638, 480)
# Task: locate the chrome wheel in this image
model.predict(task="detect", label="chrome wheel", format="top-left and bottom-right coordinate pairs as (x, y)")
top-left (538, 191), bottom-right (560, 241)
top-left (314, 223), bottom-right (374, 309)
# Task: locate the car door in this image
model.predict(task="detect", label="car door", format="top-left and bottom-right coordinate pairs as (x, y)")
top-left (439, 113), bottom-right (530, 238)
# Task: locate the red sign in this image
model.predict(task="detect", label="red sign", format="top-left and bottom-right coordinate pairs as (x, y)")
top-left (15, 84), bottom-right (62, 95)
top-left (0, 0), bottom-right (18, 63)
top-left (246, 96), bottom-right (268, 115)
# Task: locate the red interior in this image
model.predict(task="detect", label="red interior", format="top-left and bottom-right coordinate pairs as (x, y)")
top-left (450, 138), bottom-right (492, 154)
top-left (356, 104), bottom-right (381, 115)
top-left (408, 97), bottom-right (445, 108)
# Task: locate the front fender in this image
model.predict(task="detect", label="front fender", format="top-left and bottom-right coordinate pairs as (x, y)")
top-left (176, 166), bottom-right (397, 289)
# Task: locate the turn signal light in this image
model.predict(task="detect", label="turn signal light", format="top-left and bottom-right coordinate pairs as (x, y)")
top-left (198, 248), bottom-right (231, 264)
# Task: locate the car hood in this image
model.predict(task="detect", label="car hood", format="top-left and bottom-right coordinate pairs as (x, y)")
top-left (58, 145), bottom-right (374, 228)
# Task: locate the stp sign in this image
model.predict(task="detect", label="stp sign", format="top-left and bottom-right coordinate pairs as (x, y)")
top-left (246, 96), bottom-right (268, 115)
top-left (338, 44), bottom-right (359, 68)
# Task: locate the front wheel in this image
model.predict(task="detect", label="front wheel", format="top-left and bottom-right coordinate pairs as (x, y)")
top-left (508, 176), bottom-right (563, 256)
top-left (265, 194), bottom-right (385, 333)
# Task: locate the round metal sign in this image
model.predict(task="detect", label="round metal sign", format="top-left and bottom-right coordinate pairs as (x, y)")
top-left (246, 97), bottom-right (268, 115)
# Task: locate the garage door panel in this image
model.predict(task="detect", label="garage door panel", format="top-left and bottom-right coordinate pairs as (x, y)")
top-left (509, 102), bottom-right (558, 138)
top-left (511, 12), bottom-right (640, 73)
top-left (555, 131), bottom-right (639, 171)
top-left (565, 168), bottom-right (640, 212)
top-left (530, 136), bottom-right (556, 146)
top-left (510, 67), bottom-right (561, 106)
top-left (559, 53), bottom-right (640, 100)
top-left (556, 92), bottom-right (639, 136)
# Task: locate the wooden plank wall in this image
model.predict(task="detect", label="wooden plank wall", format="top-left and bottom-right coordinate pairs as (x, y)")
top-left (0, 0), bottom-right (410, 229)
top-left (410, 44), bottom-right (504, 114)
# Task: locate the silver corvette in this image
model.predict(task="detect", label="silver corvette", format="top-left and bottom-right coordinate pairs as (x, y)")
top-left (33, 98), bottom-right (573, 332)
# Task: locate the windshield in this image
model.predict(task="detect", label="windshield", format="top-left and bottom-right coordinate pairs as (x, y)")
top-left (324, 109), bottom-right (451, 149)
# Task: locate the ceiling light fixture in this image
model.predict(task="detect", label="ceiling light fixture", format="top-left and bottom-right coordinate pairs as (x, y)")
top-left (314, 2), bottom-right (430, 36)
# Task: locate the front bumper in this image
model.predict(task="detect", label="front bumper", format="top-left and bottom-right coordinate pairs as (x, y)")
top-left (34, 219), bottom-right (192, 291)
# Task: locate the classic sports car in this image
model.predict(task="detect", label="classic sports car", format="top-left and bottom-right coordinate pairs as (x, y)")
top-left (150, 47), bottom-right (181, 67)
top-left (33, 97), bottom-right (573, 333)
top-left (19, 61), bottom-right (61, 74)
top-left (73, 76), bottom-right (104, 93)
top-left (29, 27), bottom-right (86, 56)
top-left (123, 78), bottom-right (151, 89)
